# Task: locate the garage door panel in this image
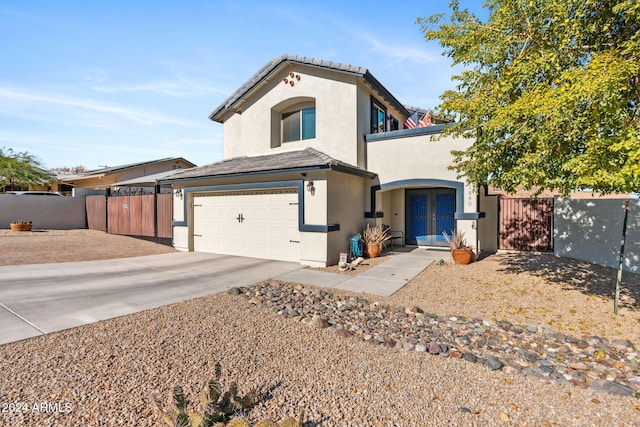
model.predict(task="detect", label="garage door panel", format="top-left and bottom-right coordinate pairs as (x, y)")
top-left (193, 190), bottom-right (299, 262)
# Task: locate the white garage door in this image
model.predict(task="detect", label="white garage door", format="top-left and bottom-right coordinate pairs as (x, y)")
top-left (193, 189), bottom-right (300, 262)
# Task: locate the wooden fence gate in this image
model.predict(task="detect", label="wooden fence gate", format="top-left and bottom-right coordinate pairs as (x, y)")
top-left (499, 197), bottom-right (554, 251)
top-left (86, 193), bottom-right (172, 239)
top-left (86, 195), bottom-right (107, 231)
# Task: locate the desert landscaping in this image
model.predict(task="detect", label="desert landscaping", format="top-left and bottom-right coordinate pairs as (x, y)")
top-left (0, 231), bottom-right (638, 426)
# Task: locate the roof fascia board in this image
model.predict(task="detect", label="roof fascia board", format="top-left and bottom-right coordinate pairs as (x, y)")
top-left (365, 124), bottom-right (447, 142)
top-left (161, 162), bottom-right (376, 186)
top-left (361, 72), bottom-right (409, 117)
top-left (61, 173), bottom-right (107, 182)
top-left (161, 165), bottom-right (333, 185)
top-left (210, 59), bottom-right (365, 122)
top-left (209, 55), bottom-right (408, 122)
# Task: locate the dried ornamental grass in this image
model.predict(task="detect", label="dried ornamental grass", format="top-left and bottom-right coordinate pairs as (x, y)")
top-left (361, 223), bottom-right (391, 246)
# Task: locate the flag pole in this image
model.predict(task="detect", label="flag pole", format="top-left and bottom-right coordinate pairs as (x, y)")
top-left (614, 200), bottom-right (630, 315)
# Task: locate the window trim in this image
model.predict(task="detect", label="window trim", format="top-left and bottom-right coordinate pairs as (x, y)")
top-left (272, 98), bottom-right (316, 147)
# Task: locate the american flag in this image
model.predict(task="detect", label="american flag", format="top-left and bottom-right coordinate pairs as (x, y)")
top-left (404, 111), bottom-right (419, 129)
top-left (418, 110), bottom-right (432, 127)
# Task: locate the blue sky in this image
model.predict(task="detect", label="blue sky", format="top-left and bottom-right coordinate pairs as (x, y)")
top-left (0, 1), bottom-right (485, 170)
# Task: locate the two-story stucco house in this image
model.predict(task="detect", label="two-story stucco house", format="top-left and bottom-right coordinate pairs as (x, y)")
top-left (162, 55), bottom-right (482, 267)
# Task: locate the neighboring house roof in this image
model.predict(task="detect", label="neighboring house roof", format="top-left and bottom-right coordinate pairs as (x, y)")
top-left (161, 148), bottom-right (376, 184)
top-left (110, 170), bottom-right (187, 187)
top-left (83, 157), bottom-right (196, 176)
top-left (62, 157), bottom-right (196, 183)
top-left (209, 54), bottom-right (410, 122)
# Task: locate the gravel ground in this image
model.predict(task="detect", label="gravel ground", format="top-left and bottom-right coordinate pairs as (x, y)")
top-left (392, 252), bottom-right (640, 349)
top-left (1, 291), bottom-right (638, 427)
top-left (1, 234), bottom-right (639, 426)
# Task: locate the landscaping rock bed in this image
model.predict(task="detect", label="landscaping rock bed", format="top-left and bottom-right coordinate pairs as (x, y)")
top-left (236, 281), bottom-right (640, 399)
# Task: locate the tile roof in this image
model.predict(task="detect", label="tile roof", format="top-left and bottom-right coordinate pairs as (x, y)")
top-left (161, 148), bottom-right (376, 183)
top-left (209, 54), bottom-right (409, 122)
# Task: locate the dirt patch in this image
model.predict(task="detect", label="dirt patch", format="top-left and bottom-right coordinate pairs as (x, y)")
top-left (0, 229), bottom-right (176, 266)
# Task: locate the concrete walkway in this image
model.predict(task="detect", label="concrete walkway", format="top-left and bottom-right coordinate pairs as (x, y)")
top-left (276, 247), bottom-right (449, 296)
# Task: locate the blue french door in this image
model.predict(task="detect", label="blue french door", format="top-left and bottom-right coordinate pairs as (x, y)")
top-left (435, 193), bottom-right (455, 243)
top-left (406, 189), bottom-right (455, 246)
top-left (408, 194), bottom-right (428, 244)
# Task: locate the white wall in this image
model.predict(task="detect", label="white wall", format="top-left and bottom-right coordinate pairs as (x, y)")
top-left (0, 195), bottom-right (86, 229)
top-left (554, 197), bottom-right (639, 273)
top-left (223, 63), bottom-right (361, 167)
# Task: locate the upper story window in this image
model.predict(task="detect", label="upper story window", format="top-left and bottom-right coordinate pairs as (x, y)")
top-left (271, 97), bottom-right (316, 148)
top-left (388, 115), bottom-right (399, 131)
top-left (282, 106), bottom-right (316, 142)
top-left (371, 97), bottom-right (386, 133)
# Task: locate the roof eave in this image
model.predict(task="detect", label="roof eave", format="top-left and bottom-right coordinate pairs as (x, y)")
top-left (160, 163), bottom-right (376, 186)
top-left (361, 71), bottom-right (410, 116)
top-left (209, 54), bottom-right (405, 123)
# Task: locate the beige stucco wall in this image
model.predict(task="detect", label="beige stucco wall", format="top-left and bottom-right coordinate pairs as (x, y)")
top-left (555, 197), bottom-right (639, 273)
top-left (223, 64), bottom-right (361, 166)
top-left (300, 173), bottom-right (329, 267)
top-left (379, 189), bottom-right (405, 235)
top-left (367, 132), bottom-right (471, 187)
top-left (367, 132), bottom-right (478, 248)
top-left (355, 86), bottom-right (406, 169)
top-left (172, 189), bottom-right (188, 251)
top-left (173, 226), bottom-right (189, 251)
top-left (303, 178), bottom-right (327, 225)
top-left (326, 172), bottom-right (369, 265)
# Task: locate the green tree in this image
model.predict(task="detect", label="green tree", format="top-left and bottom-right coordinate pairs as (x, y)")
top-left (0, 147), bottom-right (56, 191)
top-left (419, 0), bottom-right (640, 194)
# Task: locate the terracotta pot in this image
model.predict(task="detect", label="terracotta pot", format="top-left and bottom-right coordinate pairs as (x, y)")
top-left (10, 223), bottom-right (32, 232)
top-left (451, 247), bottom-right (473, 265)
top-left (365, 244), bottom-right (381, 258)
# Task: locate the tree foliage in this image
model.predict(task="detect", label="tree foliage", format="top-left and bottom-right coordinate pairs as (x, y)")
top-left (0, 147), bottom-right (55, 190)
top-left (419, 0), bottom-right (640, 194)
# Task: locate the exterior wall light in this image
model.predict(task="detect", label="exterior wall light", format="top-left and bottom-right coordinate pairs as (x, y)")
top-left (174, 189), bottom-right (183, 200)
top-left (306, 181), bottom-right (315, 193)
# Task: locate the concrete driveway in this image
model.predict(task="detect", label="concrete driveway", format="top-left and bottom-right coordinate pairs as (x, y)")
top-left (0, 252), bottom-right (301, 345)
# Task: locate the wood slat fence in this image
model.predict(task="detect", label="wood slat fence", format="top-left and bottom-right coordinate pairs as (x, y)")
top-left (499, 197), bottom-right (554, 251)
top-left (86, 194), bottom-right (172, 239)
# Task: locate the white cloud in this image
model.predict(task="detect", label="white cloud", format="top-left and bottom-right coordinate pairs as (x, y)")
top-left (90, 78), bottom-right (226, 98)
top-left (0, 86), bottom-right (195, 127)
top-left (350, 30), bottom-right (438, 65)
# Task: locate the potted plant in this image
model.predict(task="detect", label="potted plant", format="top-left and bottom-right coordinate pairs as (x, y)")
top-left (10, 220), bottom-right (33, 232)
top-left (361, 223), bottom-right (391, 258)
top-left (442, 230), bottom-right (474, 265)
